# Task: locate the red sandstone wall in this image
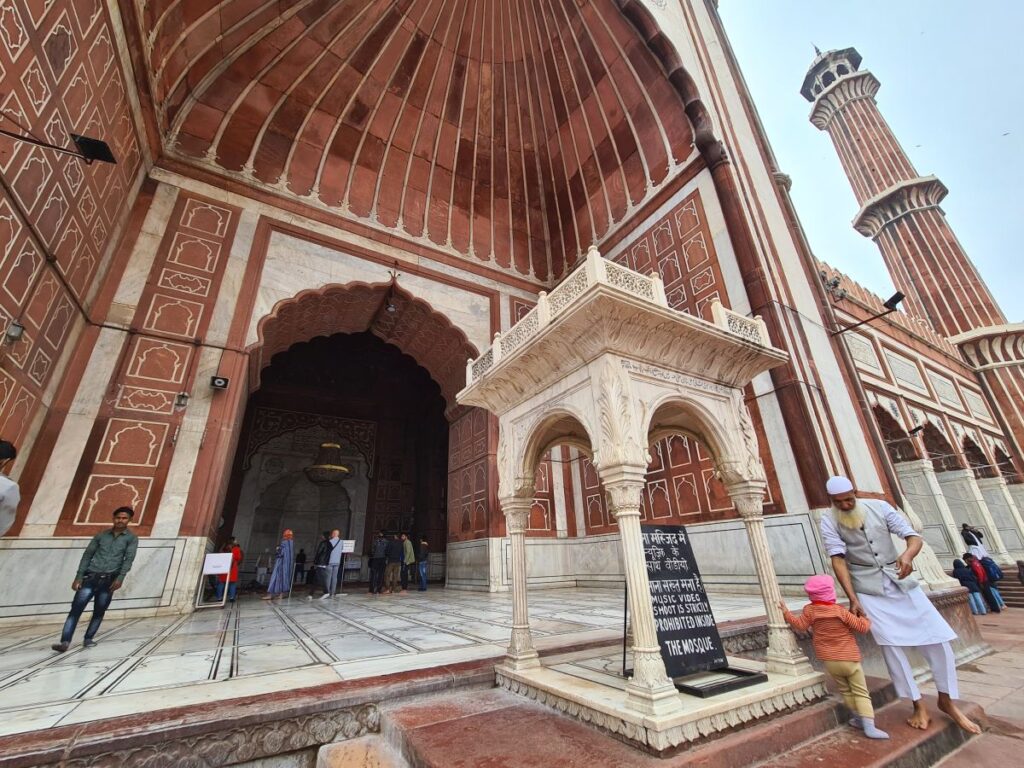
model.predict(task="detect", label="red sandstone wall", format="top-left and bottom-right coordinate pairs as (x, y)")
top-left (55, 192), bottom-right (240, 536)
top-left (0, 0), bottom-right (142, 452)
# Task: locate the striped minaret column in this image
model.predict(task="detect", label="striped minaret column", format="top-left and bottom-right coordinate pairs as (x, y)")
top-left (803, 48), bottom-right (1024, 491)
top-left (802, 48), bottom-right (1005, 338)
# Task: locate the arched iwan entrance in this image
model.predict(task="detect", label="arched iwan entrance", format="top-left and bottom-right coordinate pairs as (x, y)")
top-left (220, 281), bottom-right (479, 581)
top-left (458, 249), bottom-right (817, 720)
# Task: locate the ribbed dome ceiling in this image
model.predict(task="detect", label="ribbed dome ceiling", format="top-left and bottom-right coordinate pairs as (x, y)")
top-left (139, 0), bottom-right (695, 279)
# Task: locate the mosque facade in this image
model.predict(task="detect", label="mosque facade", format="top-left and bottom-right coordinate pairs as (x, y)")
top-left (0, 0), bottom-right (1021, 620)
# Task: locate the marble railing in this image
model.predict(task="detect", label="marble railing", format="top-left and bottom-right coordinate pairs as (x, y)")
top-left (466, 246), bottom-right (771, 386)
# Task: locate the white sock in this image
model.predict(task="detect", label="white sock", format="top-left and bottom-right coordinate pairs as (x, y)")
top-left (862, 718), bottom-right (889, 739)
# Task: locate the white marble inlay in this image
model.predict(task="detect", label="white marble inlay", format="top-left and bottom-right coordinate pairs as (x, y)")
top-left (0, 587), bottom-right (791, 738)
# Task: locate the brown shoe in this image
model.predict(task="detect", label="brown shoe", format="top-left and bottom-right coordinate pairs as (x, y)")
top-left (51, 642), bottom-right (68, 653)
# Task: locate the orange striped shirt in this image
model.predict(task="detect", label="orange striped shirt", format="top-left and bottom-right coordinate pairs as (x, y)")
top-left (782, 603), bottom-right (870, 661)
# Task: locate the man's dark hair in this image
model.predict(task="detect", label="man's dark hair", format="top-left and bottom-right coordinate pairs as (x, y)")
top-left (0, 440), bottom-right (16, 461)
top-left (322, 530), bottom-right (330, 538)
top-left (113, 506), bottom-right (134, 518)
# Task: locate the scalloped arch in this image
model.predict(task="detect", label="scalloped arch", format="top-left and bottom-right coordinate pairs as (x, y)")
top-left (252, 280), bottom-right (478, 410)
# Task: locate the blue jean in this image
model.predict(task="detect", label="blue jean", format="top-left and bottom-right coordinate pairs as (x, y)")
top-left (61, 574), bottom-right (115, 644)
top-left (418, 560), bottom-right (428, 590)
top-left (966, 591), bottom-right (987, 615)
top-left (990, 586), bottom-right (1006, 609)
top-left (214, 580), bottom-right (237, 601)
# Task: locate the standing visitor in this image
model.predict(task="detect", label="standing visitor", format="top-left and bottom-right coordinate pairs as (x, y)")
top-left (951, 559), bottom-right (987, 616)
top-left (383, 534), bottom-right (403, 595)
top-left (215, 538), bottom-right (243, 603)
top-left (960, 523), bottom-right (988, 559)
top-left (978, 555), bottom-right (1007, 609)
top-left (780, 575), bottom-right (888, 739)
top-left (263, 529), bottom-right (294, 600)
top-left (400, 532), bottom-right (415, 593)
top-left (52, 507), bottom-right (137, 652)
top-left (418, 537), bottom-right (430, 591)
top-left (307, 531), bottom-right (331, 599)
top-left (821, 476), bottom-right (980, 734)
top-left (324, 528), bottom-right (342, 598)
top-left (0, 440), bottom-right (19, 536)
top-left (295, 548), bottom-right (307, 585)
top-left (369, 531), bottom-right (388, 595)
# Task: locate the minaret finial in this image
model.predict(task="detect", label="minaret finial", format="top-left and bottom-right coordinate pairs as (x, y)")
top-left (813, 44), bottom-right (822, 57)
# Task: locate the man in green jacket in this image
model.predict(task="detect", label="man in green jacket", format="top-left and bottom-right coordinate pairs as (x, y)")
top-left (52, 506), bottom-right (138, 652)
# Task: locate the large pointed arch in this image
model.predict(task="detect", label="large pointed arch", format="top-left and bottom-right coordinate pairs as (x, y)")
top-left (252, 280), bottom-right (478, 411)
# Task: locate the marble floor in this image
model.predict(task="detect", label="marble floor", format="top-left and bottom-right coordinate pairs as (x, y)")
top-left (0, 587), bottom-right (790, 738)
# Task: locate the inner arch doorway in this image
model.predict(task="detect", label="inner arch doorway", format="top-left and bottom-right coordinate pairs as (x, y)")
top-left (220, 282), bottom-right (479, 584)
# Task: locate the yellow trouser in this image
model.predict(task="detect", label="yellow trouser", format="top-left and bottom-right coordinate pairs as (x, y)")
top-left (823, 659), bottom-right (873, 718)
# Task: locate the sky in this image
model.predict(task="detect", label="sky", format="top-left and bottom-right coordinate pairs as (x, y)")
top-left (717, 1), bottom-right (1023, 322)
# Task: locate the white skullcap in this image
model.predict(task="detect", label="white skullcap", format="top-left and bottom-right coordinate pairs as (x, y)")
top-left (825, 476), bottom-right (854, 496)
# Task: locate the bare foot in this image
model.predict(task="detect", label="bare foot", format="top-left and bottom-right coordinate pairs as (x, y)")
top-left (907, 700), bottom-right (931, 730)
top-left (937, 695), bottom-right (982, 734)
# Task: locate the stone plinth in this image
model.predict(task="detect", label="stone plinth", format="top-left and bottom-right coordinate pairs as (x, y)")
top-left (496, 654), bottom-right (827, 754)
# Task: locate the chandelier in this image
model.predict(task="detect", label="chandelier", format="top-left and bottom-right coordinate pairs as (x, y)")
top-left (304, 442), bottom-right (350, 486)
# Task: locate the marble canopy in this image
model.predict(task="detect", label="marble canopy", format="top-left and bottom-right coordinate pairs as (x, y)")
top-left (457, 247), bottom-right (817, 720)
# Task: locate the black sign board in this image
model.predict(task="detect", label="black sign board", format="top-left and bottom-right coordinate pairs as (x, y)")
top-left (641, 524), bottom-right (727, 678)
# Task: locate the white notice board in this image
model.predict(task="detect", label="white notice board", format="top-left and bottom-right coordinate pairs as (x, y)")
top-left (203, 552), bottom-right (233, 576)
top-left (341, 539), bottom-right (356, 553)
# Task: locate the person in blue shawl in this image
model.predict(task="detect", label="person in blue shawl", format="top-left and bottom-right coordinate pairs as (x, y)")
top-left (262, 529), bottom-right (294, 600)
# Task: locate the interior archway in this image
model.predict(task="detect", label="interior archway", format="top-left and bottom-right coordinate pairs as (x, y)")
top-left (921, 422), bottom-right (962, 473)
top-left (962, 436), bottom-right (996, 479)
top-left (223, 332), bottom-right (450, 578)
top-left (872, 406), bottom-right (921, 463)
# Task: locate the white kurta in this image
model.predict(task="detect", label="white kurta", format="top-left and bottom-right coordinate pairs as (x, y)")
top-left (820, 500), bottom-right (956, 647)
top-left (858, 578), bottom-right (956, 647)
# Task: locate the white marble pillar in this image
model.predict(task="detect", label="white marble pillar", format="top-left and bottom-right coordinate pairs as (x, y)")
top-left (894, 459), bottom-right (961, 558)
top-left (936, 469), bottom-right (1013, 565)
top-left (1009, 484), bottom-right (1024, 528)
top-left (603, 470), bottom-right (683, 716)
top-left (500, 497), bottom-right (540, 670)
top-left (895, 497), bottom-right (962, 591)
top-left (975, 476), bottom-right (1024, 557)
top-left (729, 481), bottom-right (813, 676)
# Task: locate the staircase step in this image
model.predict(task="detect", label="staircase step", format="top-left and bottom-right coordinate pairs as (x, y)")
top-left (381, 679), bottom-right (945, 768)
top-left (755, 696), bottom-right (985, 768)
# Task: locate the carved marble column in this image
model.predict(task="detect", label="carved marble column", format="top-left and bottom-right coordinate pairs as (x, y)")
top-left (603, 469), bottom-right (683, 716)
top-left (896, 497), bottom-right (962, 591)
top-left (500, 496), bottom-right (540, 670)
top-left (936, 469), bottom-right (1014, 564)
top-left (729, 481), bottom-right (814, 676)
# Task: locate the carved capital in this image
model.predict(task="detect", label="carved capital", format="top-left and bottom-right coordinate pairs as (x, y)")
top-left (810, 70), bottom-right (880, 129)
top-left (727, 481), bottom-right (766, 520)
top-left (604, 479), bottom-right (645, 519)
top-left (500, 497), bottom-right (532, 534)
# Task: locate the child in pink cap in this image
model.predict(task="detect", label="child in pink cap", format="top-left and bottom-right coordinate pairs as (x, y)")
top-left (780, 574), bottom-right (888, 739)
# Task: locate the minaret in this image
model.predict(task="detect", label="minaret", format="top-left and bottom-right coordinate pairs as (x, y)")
top-left (801, 48), bottom-right (1005, 338)
top-left (804, 48), bottom-right (1024, 489)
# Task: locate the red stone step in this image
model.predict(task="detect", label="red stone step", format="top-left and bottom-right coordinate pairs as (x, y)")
top-left (379, 678), bottom-right (983, 768)
top-left (755, 696), bottom-right (986, 768)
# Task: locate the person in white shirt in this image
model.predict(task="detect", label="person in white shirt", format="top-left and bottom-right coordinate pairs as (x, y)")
top-left (821, 475), bottom-right (980, 734)
top-left (0, 440), bottom-right (20, 536)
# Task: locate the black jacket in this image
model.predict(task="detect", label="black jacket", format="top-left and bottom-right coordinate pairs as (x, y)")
top-left (952, 559), bottom-right (981, 593)
top-left (385, 538), bottom-right (403, 563)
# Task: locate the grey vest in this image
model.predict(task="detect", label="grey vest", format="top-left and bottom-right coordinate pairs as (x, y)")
top-left (829, 500), bottom-right (919, 597)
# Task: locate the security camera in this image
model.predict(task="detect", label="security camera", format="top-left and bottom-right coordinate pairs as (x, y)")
top-left (210, 376), bottom-right (230, 390)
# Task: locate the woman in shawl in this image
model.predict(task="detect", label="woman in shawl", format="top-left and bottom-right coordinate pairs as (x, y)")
top-left (951, 559), bottom-right (986, 616)
top-left (262, 529), bottom-right (294, 600)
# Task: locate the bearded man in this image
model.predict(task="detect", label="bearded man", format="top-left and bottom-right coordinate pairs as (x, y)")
top-left (821, 476), bottom-right (980, 734)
